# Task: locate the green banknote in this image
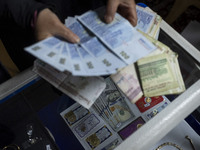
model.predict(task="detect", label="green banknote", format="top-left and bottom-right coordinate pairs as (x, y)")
top-left (137, 52), bottom-right (185, 97)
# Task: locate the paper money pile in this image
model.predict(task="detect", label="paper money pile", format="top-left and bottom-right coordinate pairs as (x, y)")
top-left (111, 7), bottom-right (185, 102)
top-left (33, 59), bottom-right (106, 109)
top-left (136, 6), bottom-right (162, 39)
top-left (26, 5), bottom-right (185, 108)
top-left (25, 6), bottom-right (157, 76)
top-left (137, 32), bottom-right (185, 97)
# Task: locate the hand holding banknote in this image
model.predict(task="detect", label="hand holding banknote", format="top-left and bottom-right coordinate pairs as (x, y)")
top-left (35, 8), bottom-right (80, 43)
top-left (105, 0), bottom-right (137, 26)
top-left (36, 1), bottom-right (137, 43)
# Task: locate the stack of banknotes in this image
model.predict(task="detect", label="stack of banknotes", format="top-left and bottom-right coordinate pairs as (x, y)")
top-left (111, 7), bottom-right (185, 102)
top-left (25, 6), bottom-right (157, 76)
top-left (33, 59), bottom-right (106, 109)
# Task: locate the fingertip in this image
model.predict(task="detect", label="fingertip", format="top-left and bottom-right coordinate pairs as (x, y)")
top-left (128, 17), bottom-right (138, 27)
top-left (67, 36), bottom-right (80, 43)
top-left (73, 36), bottom-right (80, 43)
top-left (105, 0), bottom-right (119, 24)
top-left (62, 28), bottom-right (80, 43)
top-left (132, 19), bottom-right (138, 27)
top-left (104, 15), bottom-right (113, 24)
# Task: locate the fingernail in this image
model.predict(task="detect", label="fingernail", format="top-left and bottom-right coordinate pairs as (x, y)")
top-left (74, 36), bottom-right (80, 43)
top-left (105, 15), bottom-right (113, 23)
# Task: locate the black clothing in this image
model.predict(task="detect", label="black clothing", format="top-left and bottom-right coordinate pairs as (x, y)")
top-left (0, 0), bottom-right (105, 71)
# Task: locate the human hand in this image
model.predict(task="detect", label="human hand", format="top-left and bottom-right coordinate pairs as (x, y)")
top-left (105, 0), bottom-right (137, 26)
top-left (35, 8), bottom-right (80, 43)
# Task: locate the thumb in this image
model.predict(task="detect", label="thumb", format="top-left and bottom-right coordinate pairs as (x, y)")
top-left (105, 0), bottom-right (119, 23)
top-left (55, 24), bottom-right (80, 43)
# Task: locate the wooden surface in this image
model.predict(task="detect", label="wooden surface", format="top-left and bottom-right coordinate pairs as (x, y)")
top-left (0, 40), bottom-right (20, 77)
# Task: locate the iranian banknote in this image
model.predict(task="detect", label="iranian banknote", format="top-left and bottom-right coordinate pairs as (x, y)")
top-left (33, 59), bottom-right (106, 109)
top-left (77, 7), bottom-right (157, 65)
top-left (111, 64), bottom-right (143, 103)
top-left (137, 52), bottom-right (185, 97)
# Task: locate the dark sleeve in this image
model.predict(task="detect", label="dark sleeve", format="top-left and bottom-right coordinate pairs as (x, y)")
top-left (0, 0), bottom-right (47, 29)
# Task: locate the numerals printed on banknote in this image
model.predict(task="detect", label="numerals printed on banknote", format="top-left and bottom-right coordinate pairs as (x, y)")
top-left (68, 18), bottom-right (126, 75)
top-left (67, 17), bottom-right (126, 75)
top-left (81, 37), bottom-right (126, 73)
top-left (68, 43), bottom-right (89, 76)
top-left (56, 43), bottom-right (72, 72)
top-left (25, 37), bottom-right (66, 72)
top-left (25, 6), bottom-right (158, 76)
top-left (77, 46), bottom-right (110, 76)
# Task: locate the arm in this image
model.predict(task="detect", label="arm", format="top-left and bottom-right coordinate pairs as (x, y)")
top-left (0, 0), bottom-right (80, 43)
top-left (104, 0), bottom-right (137, 26)
top-left (35, 8), bottom-right (80, 42)
top-left (0, 0), bottom-right (47, 28)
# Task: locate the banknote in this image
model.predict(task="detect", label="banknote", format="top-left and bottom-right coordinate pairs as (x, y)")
top-left (111, 64), bottom-right (143, 103)
top-left (66, 18), bottom-right (113, 75)
top-left (43, 42), bottom-right (66, 72)
top-left (136, 5), bottom-right (156, 34)
top-left (33, 59), bottom-right (106, 109)
top-left (67, 43), bottom-right (89, 76)
top-left (93, 77), bottom-right (135, 131)
top-left (66, 17), bottom-right (127, 75)
top-left (138, 30), bottom-right (173, 56)
top-left (56, 43), bottom-right (72, 72)
top-left (77, 7), bottom-right (157, 64)
top-left (77, 46), bottom-right (110, 76)
top-left (25, 8), bottom-right (158, 76)
top-left (137, 53), bottom-right (176, 97)
top-left (81, 37), bottom-right (126, 73)
top-left (137, 31), bottom-right (185, 96)
top-left (137, 53), bottom-right (185, 97)
top-left (33, 59), bottom-right (68, 87)
top-left (148, 15), bottom-right (162, 39)
top-left (167, 53), bottom-right (186, 94)
top-left (24, 37), bottom-right (65, 71)
top-left (65, 17), bottom-right (93, 43)
top-left (142, 6), bottom-right (162, 39)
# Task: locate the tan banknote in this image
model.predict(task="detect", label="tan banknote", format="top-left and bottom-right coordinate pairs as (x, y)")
top-left (111, 64), bottom-right (143, 103)
top-left (137, 52), bottom-right (185, 97)
top-left (144, 7), bottom-right (162, 39)
top-left (138, 31), bottom-right (185, 96)
top-left (138, 30), bottom-right (173, 56)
